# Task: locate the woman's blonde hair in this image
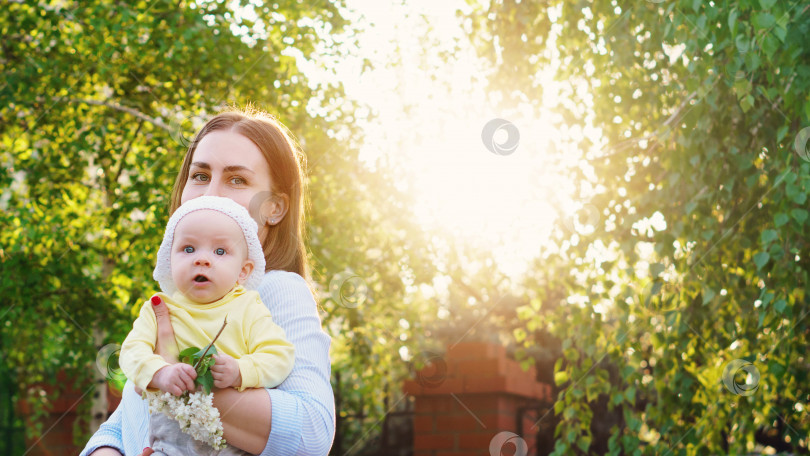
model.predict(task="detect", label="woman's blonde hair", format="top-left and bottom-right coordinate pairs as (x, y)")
top-left (169, 106), bottom-right (310, 281)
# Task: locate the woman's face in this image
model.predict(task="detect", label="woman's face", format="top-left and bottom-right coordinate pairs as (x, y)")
top-left (181, 130), bottom-right (274, 238)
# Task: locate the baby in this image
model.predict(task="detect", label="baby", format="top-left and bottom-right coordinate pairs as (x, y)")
top-left (119, 196), bottom-right (294, 456)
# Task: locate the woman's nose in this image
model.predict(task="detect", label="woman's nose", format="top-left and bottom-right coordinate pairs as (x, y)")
top-left (203, 180), bottom-right (223, 197)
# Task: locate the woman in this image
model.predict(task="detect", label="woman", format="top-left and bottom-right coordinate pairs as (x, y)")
top-left (81, 108), bottom-right (335, 455)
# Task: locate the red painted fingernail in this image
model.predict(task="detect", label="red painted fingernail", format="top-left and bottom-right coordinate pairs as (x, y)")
top-left (151, 296), bottom-right (161, 306)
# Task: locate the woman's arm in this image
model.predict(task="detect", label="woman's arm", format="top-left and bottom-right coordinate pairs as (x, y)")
top-left (210, 271), bottom-right (335, 455)
top-left (212, 387), bottom-right (272, 454)
top-left (80, 394), bottom-right (125, 456)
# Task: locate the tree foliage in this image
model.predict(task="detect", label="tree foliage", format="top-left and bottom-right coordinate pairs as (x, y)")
top-left (465, 0), bottom-right (810, 454)
top-left (1, 0), bottom-right (436, 449)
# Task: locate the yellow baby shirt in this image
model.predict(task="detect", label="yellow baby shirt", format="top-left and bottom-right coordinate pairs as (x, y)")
top-left (119, 285), bottom-right (294, 392)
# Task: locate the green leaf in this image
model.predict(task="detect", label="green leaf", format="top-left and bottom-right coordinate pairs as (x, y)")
top-left (774, 25), bottom-right (787, 43)
top-left (563, 405), bottom-right (576, 420)
top-left (759, 0), bottom-right (777, 8)
top-left (196, 344), bottom-right (218, 359)
top-left (762, 33), bottom-right (780, 60)
top-left (735, 34), bottom-right (750, 53)
top-left (702, 287), bottom-right (716, 305)
top-left (728, 9), bottom-right (739, 30)
top-left (577, 436), bottom-right (591, 452)
top-left (777, 125), bottom-right (789, 142)
top-left (775, 213), bottom-right (790, 227)
top-left (791, 209), bottom-right (809, 225)
top-left (754, 252), bottom-right (770, 270)
top-left (761, 229), bottom-right (778, 245)
top-left (555, 371), bottom-right (570, 385)
top-left (180, 347), bottom-right (200, 358)
top-left (197, 371), bottom-right (214, 394)
top-left (753, 12), bottom-right (775, 29)
top-left (768, 360), bottom-right (786, 376)
top-left (740, 94), bottom-right (755, 113)
top-left (774, 299), bottom-right (787, 314)
top-left (625, 386), bottom-right (636, 403)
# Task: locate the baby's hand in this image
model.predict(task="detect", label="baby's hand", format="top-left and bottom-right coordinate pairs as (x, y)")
top-left (150, 364), bottom-right (197, 396)
top-left (211, 354), bottom-right (242, 389)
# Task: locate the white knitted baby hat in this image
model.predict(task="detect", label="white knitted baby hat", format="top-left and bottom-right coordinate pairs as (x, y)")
top-left (152, 195), bottom-right (266, 296)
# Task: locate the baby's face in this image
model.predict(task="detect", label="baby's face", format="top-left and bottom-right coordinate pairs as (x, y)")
top-left (170, 209), bottom-right (254, 304)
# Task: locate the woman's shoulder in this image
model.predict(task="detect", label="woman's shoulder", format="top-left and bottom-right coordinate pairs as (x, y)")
top-left (260, 269), bottom-right (307, 287)
top-left (258, 270), bottom-right (317, 300)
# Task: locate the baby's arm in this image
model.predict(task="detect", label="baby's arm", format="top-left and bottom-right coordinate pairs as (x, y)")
top-left (120, 301), bottom-right (197, 396)
top-left (230, 309), bottom-right (295, 391)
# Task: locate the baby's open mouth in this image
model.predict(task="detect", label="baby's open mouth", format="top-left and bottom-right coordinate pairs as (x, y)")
top-left (194, 274), bottom-right (209, 283)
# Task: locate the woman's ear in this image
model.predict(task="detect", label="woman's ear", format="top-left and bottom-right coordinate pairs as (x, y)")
top-left (237, 260), bottom-right (255, 284)
top-left (264, 193), bottom-right (289, 226)
top-left (249, 191), bottom-right (290, 226)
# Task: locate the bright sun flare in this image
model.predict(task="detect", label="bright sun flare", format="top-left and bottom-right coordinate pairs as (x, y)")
top-left (300, 0), bottom-right (588, 277)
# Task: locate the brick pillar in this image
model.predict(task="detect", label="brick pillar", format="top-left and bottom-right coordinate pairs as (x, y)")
top-left (403, 342), bottom-right (552, 456)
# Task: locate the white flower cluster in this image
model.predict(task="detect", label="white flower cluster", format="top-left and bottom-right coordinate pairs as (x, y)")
top-left (143, 390), bottom-right (227, 450)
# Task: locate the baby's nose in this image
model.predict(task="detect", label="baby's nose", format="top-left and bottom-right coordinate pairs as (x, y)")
top-left (194, 255), bottom-right (211, 266)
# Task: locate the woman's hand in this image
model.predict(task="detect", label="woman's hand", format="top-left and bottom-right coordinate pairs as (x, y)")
top-left (135, 296), bottom-right (182, 395)
top-left (151, 295), bottom-right (180, 363)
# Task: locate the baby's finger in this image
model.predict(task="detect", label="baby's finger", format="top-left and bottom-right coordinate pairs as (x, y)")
top-left (179, 371), bottom-right (196, 392)
top-left (168, 382), bottom-right (183, 397)
top-left (213, 378), bottom-right (229, 389)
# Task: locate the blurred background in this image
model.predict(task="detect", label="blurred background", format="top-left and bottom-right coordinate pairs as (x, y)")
top-left (1, 0), bottom-right (809, 454)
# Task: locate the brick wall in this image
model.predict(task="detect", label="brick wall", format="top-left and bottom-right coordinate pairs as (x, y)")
top-left (19, 382), bottom-right (121, 456)
top-left (403, 342), bottom-right (552, 456)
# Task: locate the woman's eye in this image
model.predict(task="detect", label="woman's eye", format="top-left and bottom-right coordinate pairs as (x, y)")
top-left (184, 246), bottom-right (195, 253)
top-left (215, 248), bottom-right (225, 255)
top-left (191, 173), bottom-right (210, 182)
top-left (230, 176), bottom-right (246, 185)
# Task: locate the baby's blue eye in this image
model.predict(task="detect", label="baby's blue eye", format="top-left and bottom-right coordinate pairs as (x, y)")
top-left (215, 248), bottom-right (225, 255)
top-left (184, 246), bottom-right (194, 253)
